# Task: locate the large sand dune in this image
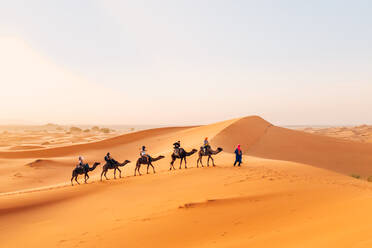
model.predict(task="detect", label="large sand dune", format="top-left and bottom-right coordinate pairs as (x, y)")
top-left (212, 116), bottom-right (372, 175)
top-left (1, 116), bottom-right (372, 247)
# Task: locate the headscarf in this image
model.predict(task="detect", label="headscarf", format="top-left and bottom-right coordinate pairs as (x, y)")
top-left (237, 144), bottom-right (241, 152)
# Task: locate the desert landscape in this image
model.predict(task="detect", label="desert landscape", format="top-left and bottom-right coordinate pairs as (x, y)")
top-left (2, 1), bottom-right (371, 247)
top-left (298, 125), bottom-right (372, 144)
top-left (1, 116), bottom-right (372, 248)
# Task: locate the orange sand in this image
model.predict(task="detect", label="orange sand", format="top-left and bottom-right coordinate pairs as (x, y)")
top-left (1, 116), bottom-right (372, 247)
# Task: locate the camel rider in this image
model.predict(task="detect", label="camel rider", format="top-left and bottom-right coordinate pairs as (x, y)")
top-left (203, 137), bottom-right (210, 153)
top-left (141, 146), bottom-right (151, 162)
top-left (105, 152), bottom-right (118, 166)
top-left (173, 141), bottom-right (181, 156)
top-left (77, 156), bottom-right (86, 169)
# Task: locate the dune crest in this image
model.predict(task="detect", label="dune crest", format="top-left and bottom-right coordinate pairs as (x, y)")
top-left (212, 116), bottom-right (272, 153)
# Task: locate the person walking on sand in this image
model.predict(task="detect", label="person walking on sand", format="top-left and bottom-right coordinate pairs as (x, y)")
top-left (234, 144), bottom-right (242, 167)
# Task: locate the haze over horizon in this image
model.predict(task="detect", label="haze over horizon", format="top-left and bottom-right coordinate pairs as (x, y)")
top-left (1, 0), bottom-right (371, 126)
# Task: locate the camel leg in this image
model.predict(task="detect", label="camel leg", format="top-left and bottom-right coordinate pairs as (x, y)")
top-left (197, 156), bottom-right (204, 168)
top-left (150, 163), bottom-right (156, 174)
top-left (210, 156), bottom-right (215, 166)
top-left (104, 170), bottom-right (109, 180)
top-left (114, 168), bottom-right (117, 179)
top-left (85, 173), bottom-right (89, 183)
top-left (200, 157), bottom-right (204, 167)
top-left (147, 164), bottom-right (149, 174)
top-left (184, 157), bottom-right (187, 169)
top-left (207, 156), bottom-right (211, 167)
top-left (100, 169), bottom-right (105, 181)
top-left (179, 157), bottom-right (183, 169)
top-left (170, 161), bottom-right (176, 170)
top-left (170, 158), bottom-right (176, 170)
top-left (75, 176), bottom-right (80, 185)
top-left (117, 167), bottom-right (122, 178)
top-left (135, 165), bottom-right (141, 176)
top-left (71, 172), bottom-right (75, 186)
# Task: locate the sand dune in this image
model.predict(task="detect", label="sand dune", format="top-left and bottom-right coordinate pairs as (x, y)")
top-left (1, 116), bottom-right (372, 247)
top-left (211, 116), bottom-right (372, 176)
top-left (300, 125), bottom-right (372, 143)
top-left (0, 126), bottom-right (189, 159)
top-left (248, 125), bottom-right (372, 176)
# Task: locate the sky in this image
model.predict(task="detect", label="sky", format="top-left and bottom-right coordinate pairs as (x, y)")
top-left (0, 0), bottom-right (371, 126)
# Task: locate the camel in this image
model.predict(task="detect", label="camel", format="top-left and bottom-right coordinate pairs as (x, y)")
top-left (71, 162), bottom-right (100, 185)
top-left (100, 160), bottom-right (131, 181)
top-left (170, 148), bottom-right (197, 170)
top-left (197, 147), bottom-right (223, 167)
top-left (134, 155), bottom-right (165, 176)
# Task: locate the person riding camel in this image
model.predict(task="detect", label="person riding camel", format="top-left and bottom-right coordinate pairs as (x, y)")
top-left (203, 137), bottom-right (210, 153)
top-left (140, 146), bottom-right (151, 162)
top-left (77, 156), bottom-right (86, 169)
top-left (105, 152), bottom-right (118, 166)
top-left (173, 141), bottom-right (181, 156)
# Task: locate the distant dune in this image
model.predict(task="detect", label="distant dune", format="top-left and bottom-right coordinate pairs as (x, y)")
top-left (300, 125), bottom-right (372, 143)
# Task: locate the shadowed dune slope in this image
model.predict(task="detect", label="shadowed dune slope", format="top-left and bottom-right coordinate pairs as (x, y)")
top-left (212, 116), bottom-right (372, 176)
top-left (248, 126), bottom-right (372, 176)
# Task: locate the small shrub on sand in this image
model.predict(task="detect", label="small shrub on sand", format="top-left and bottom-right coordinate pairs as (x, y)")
top-left (100, 128), bottom-right (110, 134)
top-left (83, 129), bottom-right (90, 133)
top-left (92, 126), bottom-right (100, 132)
top-left (70, 127), bottom-right (82, 132)
top-left (367, 176), bottom-right (372, 182)
top-left (351, 174), bottom-right (361, 179)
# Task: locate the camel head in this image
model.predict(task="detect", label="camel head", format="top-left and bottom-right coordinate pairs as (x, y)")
top-left (118, 160), bottom-right (131, 167)
top-left (191, 149), bottom-right (198, 153)
top-left (93, 162), bottom-right (101, 166)
top-left (217, 147), bottom-right (223, 152)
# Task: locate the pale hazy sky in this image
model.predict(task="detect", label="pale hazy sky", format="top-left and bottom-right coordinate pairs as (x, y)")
top-left (0, 0), bottom-right (371, 125)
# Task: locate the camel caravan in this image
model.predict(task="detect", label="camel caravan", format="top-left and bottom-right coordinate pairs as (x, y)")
top-left (71, 138), bottom-right (223, 185)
